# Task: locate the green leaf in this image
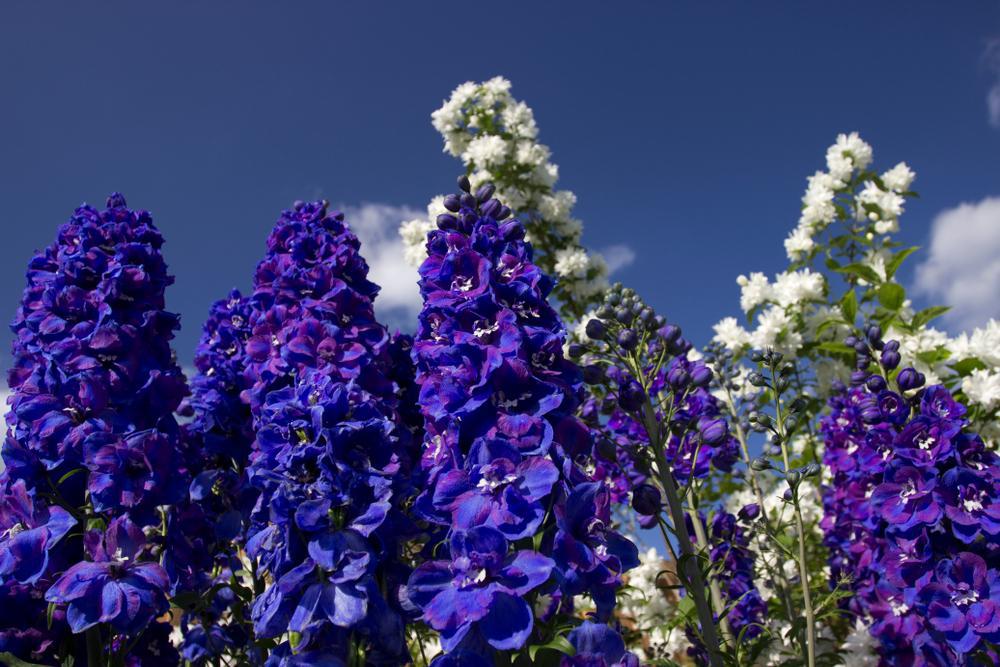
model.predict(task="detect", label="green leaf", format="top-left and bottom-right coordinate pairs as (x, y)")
top-left (912, 306), bottom-right (950, 329)
top-left (877, 283), bottom-right (905, 311)
top-left (0, 653), bottom-right (50, 667)
top-left (953, 357), bottom-right (988, 377)
top-left (839, 290), bottom-right (857, 325)
top-left (816, 341), bottom-right (854, 357)
top-left (527, 635), bottom-right (576, 661)
top-left (833, 263), bottom-right (882, 285)
top-left (885, 246), bottom-right (919, 279)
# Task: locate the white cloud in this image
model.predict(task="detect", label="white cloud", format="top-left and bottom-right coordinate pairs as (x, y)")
top-left (987, 39), bottom-right (1000, 128)
top-left (914, 196), bottom-right (1000, 332)
top-left (600, 244), bottom-right (637, 273)
top-left (342, 203), bottom-right (424, 332)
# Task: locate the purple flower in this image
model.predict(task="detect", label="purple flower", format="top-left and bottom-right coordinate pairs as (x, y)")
top-left (0, 479), bottom-right (75, 585)
top-left (917, 553), bottom-right (1000, 656)
top-left (405, 526), bottom-right (553, 651)
top-left (562, 621), bottom-right (639, 667)
top-left (45, 518), bottom-right (169, 634)
top-left (870, 463), bottom-right (942, 531)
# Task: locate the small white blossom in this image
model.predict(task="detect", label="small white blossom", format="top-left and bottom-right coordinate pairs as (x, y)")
top-left (772, 269), bottom-right (825, 308)
top-left (963, 369), bottom-right (1000, 411)
top-left (784, 224), bottom-right (815, 261)
top-left (838, 620), bottom-right (880, 666)
top-left (881, 161), bottom-right (915, 192)
top-left (751, 306), bottom-right (803, 356)
top-left (713, 316), bottom-right (752, 351)
top-left (461, 134), bottom-right (508, 168)
top-left (737, 272), bottom-right (772, 313)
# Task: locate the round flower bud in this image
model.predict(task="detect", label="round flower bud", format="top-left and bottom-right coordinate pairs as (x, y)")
top-left (614, 307), bottom-right (633, 325)
top-left (436, 213), bottom-right (459, 230)
top-left (690, 364), bottom-right (713, 388)
top-left (866, 375), bottom-right (887, 393)
top-left (631, 484), bottom-right (662, 516)
top-left (666, 365), bottom-right (690, 390)
top-left (880, 349), bottom-right (901, 371)
top-left (596, 305), bottom-right (613, 319)
top-left (896, 367), bottom-right (925, 391)
top-left (751, 456), bottom-right (772, 471)
top-left (442, 194), bottom-right (461, 212)
top-left (567, 343), bottom-right (585, 359)
top-left (475, 183), bottom-right (496, 203)
top-left (618, 379), bottom-right (646, 412)
top-left (659, 324), bottom-right (681, 344)
top-left (585, 319), bottom-right (607, 341)
top-left (457, 174), bottom-right (471, 192)
top-left (698, 417), bottom-right (728, 445)
top-left (617, 329), bottom-right (638, 351)
top-left (738, 503), bottom-right (761, 522)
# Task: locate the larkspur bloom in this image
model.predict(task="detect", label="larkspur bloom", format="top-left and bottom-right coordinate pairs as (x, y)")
top-left (1, 193), bottom-right (188, 661)
top-left (403, 178), bottom-right (637, 661)
top-left (240, 200), bottom-right (414, 663)
top-left (561, 621), bottom-right (639, 667)
top-left (821, 332), bottom-right (1000, 664)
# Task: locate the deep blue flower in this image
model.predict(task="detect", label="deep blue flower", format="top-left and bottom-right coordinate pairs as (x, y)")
top-left (562, 621), bottom-right (639, 667)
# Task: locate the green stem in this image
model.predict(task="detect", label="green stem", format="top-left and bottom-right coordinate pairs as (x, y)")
top-left (685, 503), bottom-right (734, 645)
top-left (642, 404), bottom-right (725, 667)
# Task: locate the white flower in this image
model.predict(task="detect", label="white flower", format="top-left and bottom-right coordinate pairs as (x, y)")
top-left (963, 369), bottom-right (1000, 410)
top-left (799, 171), bottom-right (838, 228)
top-left (881, 161), bottom-right (915, 192)
top-left (838, 620), bottom-right (880, 666)
top-left (772, 269), bottom-right (825, 308)
top-left (827, 131), bottom-right (873, 174)
top-left (399, 218), bottom-right (434, 267)
top-left (737, 272), bottom-right (772, 313)
top-left (784, 224), bottom-right (815, 261)
top-left (538, 190), bottom-right (577, 223)
top-left (713, 317), bottom-right (751, 351)
top-left (857, 181), bottom-right (905, 228)
top-left (461, 134), bottom-right (508, 168)
top-left (886, 324), bottom-right (952, 385)
top-left (952, 319), bottom-right (1000, 367)
top-left (751, 307), bottom-right (803, 355)
top-left (501, 101), bottom-right (537, 138)
top-left (553, 247), bottom-right (591, 278)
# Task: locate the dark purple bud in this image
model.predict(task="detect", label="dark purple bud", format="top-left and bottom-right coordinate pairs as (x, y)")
top-left (475, 183), bottom-right (496, 202)
top-left (460, 193), bottom-right (476, 209)
top-left (479, 199), bottom-right (502, 219)
top-left (690, 364), bottom-right (713, 387)
top-left (738, 503), bottom-right (761, 522)
top-left (853, 340), bottom-right (869, 354)
top-left (866, 324), bottom-right (882, 344)
top-left (457, 175), bottom-right (471, 192)
top-left (496, 205), bottom-right (512, 221)
top-left (107, 192), bottom-right (128, 208)
top-left (850, 370), bottom-right (869, 386)
top-left (896, 367), bottom-right (925, 391)
top-left (883, 340), bottom-right (900, 352)
top-left (698, 417), bottom-right (728, 444)
top-left (866, 375), bottom-right (887, 393)
top-left (631, 484), bottom-right (662, 515)
top-left (618, 379), bottom-right (646, 412)
top-left (442, 194), bottom-right (462, 212)
top-left (880, 349), bottom-right (901, 371)
top-left (668, 336), bottom-right (691, 356)
top-left (659, 324), bottom-right (681, 344)
top-left (614, 307), bottom-right (633, 325)
top-left (436, 213), bottom-right (459, 230)
top-left (567, 343), bottom-right (585, 359)
top-left (499, 220), bottom-right (525, 240)
top-left (666, 365), bottom-right (690, 390)
top-left (585, 319), bottom-right (607, 341)
top-left (617, 329), bottom-right (638, 351)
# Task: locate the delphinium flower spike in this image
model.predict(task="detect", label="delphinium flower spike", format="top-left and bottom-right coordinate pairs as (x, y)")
top-left (402, 177), bottom-right (638, 662)
top-left (572, 283), bottom-right (754, 667)
top-left (1, 194), bottom-right (187, 664)
top-left (239, 200), bottom-right (416, 664)
top-left (821, 326), bottom-right (1000, 665)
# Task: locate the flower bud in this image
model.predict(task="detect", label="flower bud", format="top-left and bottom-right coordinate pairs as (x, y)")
top-left (786, 469), bottom-right (802, 486)
top-left (585, 319), bottom-right (607, 341)
top-left (614, 307), bottom-right (633, 325)
top-left (618, 379), bottom-right (646, 412)
top-left (738, 503), bottom-right (761, 522)
top-left (631, 484), bottom-right (662, 515)
top-left (436, 213), bottom-right (459, 230)
top-left (750, 350), bottom-right (765, 363)
top-left (457, 175), bottom-right (471, 192)
top-left (617, 329), bottom-right (638, 351)
top-left (698, 417), bottom-right (728, 444)
top-left (690, 364), bottom-right (712, 388)
top-left (896, 367), bottom-right (925, 391)
top-left (748, 372), bottom-right (768, 388)
top-left (479, 199), bottom-right (502, 219)
top-left (442, 194), bottom-right (461, 212)
top-left (866, 375), bottom-right (887, 393)
top-left (460, 193), bottom-right (477, 209)
top-left (475, 183), bottom-right (496, 203)
top-left (567, 343), bottom-right (585, 359)
top-left (666, 365), bottom-right (690, 390)
top-left (751, 456), bottom-right (772, 471)
top-left (880, 349), bottom-right (901, 371)
top-left (659, 324), bottom-right (681, 344)
top-left (496, 205), bottom-right (512, 221)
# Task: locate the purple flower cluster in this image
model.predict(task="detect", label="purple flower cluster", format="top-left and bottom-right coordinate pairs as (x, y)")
top-left (685, 510), bottom-right (767, 664)
top-left (401, 179), bottom-right (638, 659)
top-left (239, 201), bottom-right (414, 663)
top-left (1, 194), bottom-right (186, 662)
top-left (821, 336), bottom-right (1000, 664)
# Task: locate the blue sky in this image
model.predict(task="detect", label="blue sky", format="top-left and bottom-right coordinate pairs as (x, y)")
top-left (1, 2), bottom-right (998, 368)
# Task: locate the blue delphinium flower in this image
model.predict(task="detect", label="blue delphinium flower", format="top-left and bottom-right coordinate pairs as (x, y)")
top-left (1, 194), bottom-right (188, 661)
top-left (561, 621), bottom-right (639, 667)
top-left (240, 201), bottom-right (414, 663)
top-left (821, 330), bottom-right (1000, 665)
top-left (402, 178), bottom-right (637, 661)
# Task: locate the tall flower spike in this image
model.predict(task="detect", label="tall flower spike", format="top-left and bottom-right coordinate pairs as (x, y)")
top-left (821, 329), bottom-right (1000, 665)
top-left (403, 178), bottom-right (637, 660)
top-left (2, 193), bottom-right (186, 662)
top-left (241, 201), bottom-right (414, 664)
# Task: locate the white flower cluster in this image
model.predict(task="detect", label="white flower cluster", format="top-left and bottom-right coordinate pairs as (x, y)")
top-left (618, 546), bottom-right (690, 663)
top-left (401, 77), bottom-right (608, 307)
top-left (783, 132), bottom-right (914, 261)
top-left (712, 268), bottom-right (827, 356)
